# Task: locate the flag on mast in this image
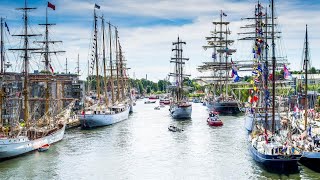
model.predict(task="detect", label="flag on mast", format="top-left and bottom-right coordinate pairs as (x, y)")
top-left (48, 2), bottom-right (56, 10)
top-left (94, 4), bottom-right (100, 9)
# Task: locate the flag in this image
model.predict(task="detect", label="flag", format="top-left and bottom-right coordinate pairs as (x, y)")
top-left (4, 22), bottom-right (10, 34)
top-left (233, 75), bottom-right (240, 82)
top-left (212, 52), bottom-right (216, 59)
top-left (283, 64), bottom-right (292, 80)
top-left (252, 70), bottom-right (258, 76)
top-left (222, 12), bottom-right (227, 16)
top-left (231, 67), bottom-right (238, 78)
top-left (257, 64), bottom-right (262, 72)
top-left (94, 3), bottom-right (100, 9)
top-left (49, 63), bottom-right (54, 74)
top-left (308, 126), bottom-right (312, 137)
top-left (48, 2), bottom-right (55, 10)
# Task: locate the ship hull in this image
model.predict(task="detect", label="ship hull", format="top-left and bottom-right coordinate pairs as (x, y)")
top-left (300, 152), bottom-right (320, 172)
top-left (170, 105), bottom-right (192, 119)
top-left (207, 101), bottom-right (240, 115)
top-left (213, 101), bottom-right (240, 115)
top-left (0, 124), bottom-right (66, 160)
top-left (249, 145), bottom-right (300, 171)
top-left (79, 107), bottom-right (130, 129)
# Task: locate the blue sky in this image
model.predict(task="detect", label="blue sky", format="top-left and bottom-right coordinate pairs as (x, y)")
top-left (0, 0), bottom-right (320, 81)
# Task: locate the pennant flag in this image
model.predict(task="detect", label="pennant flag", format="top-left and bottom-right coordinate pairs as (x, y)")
top-left (48, 2), bottom-right (55, 10)
top-left (94, 3), bottom-right (100, 9)
top-left (231, 67), bottom-right (238, 78)
top-left (233, 75), bottom-right (240, 82)
top-left (4, 22), bottom-right (10, 35)
top-left (252, 70), bottom-right (258, 76)
top-left (283, 64), bottom-right (292, 80)
top-left (257, 64), bottom-right (262, 72)
top-left (212, 52), bottom-right (216, 60)
top-left (222, 12), bottom-right (227, 16)
top-left (308, 126), bottom-right (312, 137)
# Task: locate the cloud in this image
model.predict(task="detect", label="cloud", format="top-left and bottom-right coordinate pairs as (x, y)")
top-left (1, 0), bottom-right (320, 82)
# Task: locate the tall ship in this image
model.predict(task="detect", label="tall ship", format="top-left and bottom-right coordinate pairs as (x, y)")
top-left (168, 37), bottom-right (192, 119)
top-left (79, 5), bottom-right (130, 128)
top-left (247, 0), bottom-right (302, 171)
top-left (238, 0), bottom-right (290, 132)
top-left (197, 11), bottom-right (240, 115)
top-left (0, 1), bottom-right (71, 159)
top-left (297, 25), bottom-right (320, 172)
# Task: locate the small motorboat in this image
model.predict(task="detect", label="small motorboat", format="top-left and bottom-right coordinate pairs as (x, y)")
top-left (38, 144), bottom-right (50, 152)
top-left (163, 99), bottom-right (170, 105)
top-left (144, 100), bottom-right (156, 104)
top-left (154, 106), bottom-right (160, 110)
top-left (207, 111), bottom-right (223, 126)
top-left (149, 95), bottom-right (159, 100)
top-left (168, 125), bottom-right (184, 132)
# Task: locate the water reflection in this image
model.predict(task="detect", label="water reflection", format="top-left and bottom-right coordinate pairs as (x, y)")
top-left (0, 100), bottom-right (320, 179)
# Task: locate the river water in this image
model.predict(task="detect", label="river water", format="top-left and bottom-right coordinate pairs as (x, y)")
top-left (0, 100), bottom-right (319, 179)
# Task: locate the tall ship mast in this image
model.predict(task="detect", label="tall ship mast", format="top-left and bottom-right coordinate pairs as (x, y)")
top-left (79, 4), bottom-right (130, 129)
top-left (32, 2), bottom-right (65, 118)
top-left (197, 11), bottom-right (240, 115)
top-left (240, 0), bottom-right (291, 133)
top-left (298, 25), bottom-right (320, 172)
top-left (0, 0), bottom-right (71, 160)
top-left (247, 0), bottom-right (301, 171)
top-left (168, 36), bottom-right (192, 119)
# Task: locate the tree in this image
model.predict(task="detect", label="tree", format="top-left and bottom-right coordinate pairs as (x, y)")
top-left (309, 67), bottom-right (317, 74)
top-left (146, 86), bottom-right (151, 94)
top-left (138, 81), bottom-right (144, 94)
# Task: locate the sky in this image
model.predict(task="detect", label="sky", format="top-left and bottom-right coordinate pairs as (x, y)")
top-left (0, 0), bottom-right (320, 82)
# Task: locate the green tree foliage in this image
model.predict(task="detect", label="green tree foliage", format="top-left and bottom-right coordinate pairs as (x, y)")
top-left (291, 66), bottom-right (319, 74)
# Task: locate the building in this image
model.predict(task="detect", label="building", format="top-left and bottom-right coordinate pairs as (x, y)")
top-left (292, 74), bottom-right (320, 86)
top-left (0, 71), bottom-right (85, 119)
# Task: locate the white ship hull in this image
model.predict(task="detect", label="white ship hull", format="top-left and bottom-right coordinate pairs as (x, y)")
top-left (0, 124), bottom-right (66, 160)
top-left (170, 105), bottom-right (192, 119)
top-left (79, 107), bottom-right (130, 128)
